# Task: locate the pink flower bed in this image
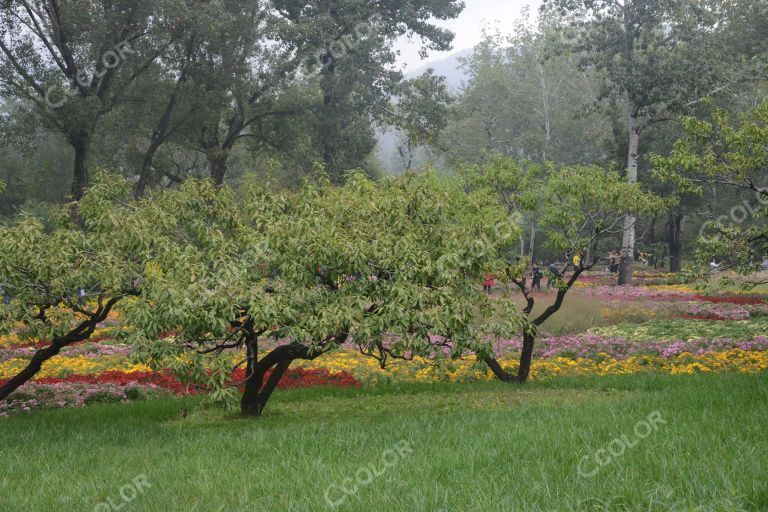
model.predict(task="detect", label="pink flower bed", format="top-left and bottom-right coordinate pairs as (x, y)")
top-left (672, 301), bottom-right (752, 321)
top-left (0, 342), bottom-right (131, 362)
top-left (0, 381), bottom-right (172, 417)
top-left (578, 285), bottom-right (688, 301)
top-left (493, 334), bottom-right (768, 360)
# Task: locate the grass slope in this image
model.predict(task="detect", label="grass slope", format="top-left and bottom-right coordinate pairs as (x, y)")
top-left (1, 373), bottom-right (767, 511)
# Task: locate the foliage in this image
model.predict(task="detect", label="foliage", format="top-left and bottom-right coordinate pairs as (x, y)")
top-left (443, 13), bottom-right (613, 166)
top-left (653, 102), bottom-right (768, 283)
top-left (389, 71), bottom-right (454, 172)
top-left (121, 172), bottom-right (522, 407)
top-left (0, 179), bottom-right (140, 344)
top-left (461, 155), bottom-right (663, 258)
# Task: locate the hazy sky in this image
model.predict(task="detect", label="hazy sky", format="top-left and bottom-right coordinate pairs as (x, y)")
top-left (396, 0), bottom-right (542, 71)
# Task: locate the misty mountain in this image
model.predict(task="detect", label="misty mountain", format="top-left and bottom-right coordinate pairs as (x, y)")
top-left (405, 48), bottom-right (473, 92)
top-left (377, 48), bottom-right (473, 172)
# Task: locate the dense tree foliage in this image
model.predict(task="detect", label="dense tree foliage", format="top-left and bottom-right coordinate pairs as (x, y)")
top-left (0, 164), bottom-right (661, 414)
top-left (0, 0), bottom-right (464, 202)
top-left (653, 102), bottom-right (768, 286)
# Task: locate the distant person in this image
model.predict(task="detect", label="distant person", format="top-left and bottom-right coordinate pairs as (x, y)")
top-left (531, 264), bottom-right (542, 291)
top-left (610, 252), bottom-right (620, 273)
top-left (483, 273), bottom-right (494, 293)
top-left (77, 287), bottom-right (87, 306)
top-left (547, 262), bottom-right (561, 290)
top-left (572, 252), bottom-right (582, 270)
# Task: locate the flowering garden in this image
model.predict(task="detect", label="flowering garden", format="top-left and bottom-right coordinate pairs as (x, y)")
top-left (2, 272), bottom-right (766, 416)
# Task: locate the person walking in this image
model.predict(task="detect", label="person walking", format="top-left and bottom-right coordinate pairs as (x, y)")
top-left (531, 264), bottom-right (542, 291)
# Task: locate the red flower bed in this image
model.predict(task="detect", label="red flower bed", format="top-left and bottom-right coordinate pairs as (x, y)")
top-left (1, 368), bottom-right (360, 395)
top-left (6, 370), bottom-right (190, 394)
top-left (691, 295), bottom-right (766, 305)
top-left (231, 367), bottom-right (360, 389)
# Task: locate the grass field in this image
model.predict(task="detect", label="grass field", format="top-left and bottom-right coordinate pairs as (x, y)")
top-left (2, 373), bottom-right (767, 511)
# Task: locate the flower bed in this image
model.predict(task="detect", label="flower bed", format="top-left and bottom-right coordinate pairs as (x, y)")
top-left (590, 318), bottom-right (768, 342)
top-left (291, 347), bottom-right (768, 384)
top-left (2, 286), bottom-right (768, 415)
top-left (504, 333), bottom-right (768, 360)
top-left (0, 381), bottom-right (174, 417)
top-left (691, 295), bottom-right (767, 305)
top-left (0, 366), bottom-right (360, 415)
top-left (231, 367), bottom-right (360, 390)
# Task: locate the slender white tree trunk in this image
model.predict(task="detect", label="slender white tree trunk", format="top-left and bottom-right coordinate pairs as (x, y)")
top-left (619, 108), bottom-right (640, 285)
top-left (529, 221), bottom-right (536, 262)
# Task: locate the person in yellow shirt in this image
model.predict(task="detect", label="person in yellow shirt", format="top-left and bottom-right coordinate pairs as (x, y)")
top-left (572, 252), bottom-right (582, 269)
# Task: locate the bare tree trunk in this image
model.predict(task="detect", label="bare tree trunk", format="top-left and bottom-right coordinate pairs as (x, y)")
top-left (668, 206), bottom-right (683, 273)
top-left (0, 344), bottom-right (64, 401)
top-left (71, 135), bottom-right (90, 201)
top-left (239, 341), bottom-right (329, 417)
top-left (135, 67), bottom-right (190, 199)
top-left (320, 52), bottom-right (338, 179)
top-left (619, 109), bottom-right (640, 285)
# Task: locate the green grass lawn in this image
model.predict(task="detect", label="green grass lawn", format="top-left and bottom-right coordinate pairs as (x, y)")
top-left (2, 373), bottom-right (767, 511)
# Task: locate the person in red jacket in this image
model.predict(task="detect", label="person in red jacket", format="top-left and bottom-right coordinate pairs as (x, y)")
top-left (483, 273), bottom-right (494, 293)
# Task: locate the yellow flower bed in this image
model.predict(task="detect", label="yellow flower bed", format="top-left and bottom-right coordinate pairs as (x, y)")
top-left (0, 355), bottom-right (150, 380)
top-left (2, 344), bottom-right (766, 384)
top-left (647, 283), bottom-right (696, 293)
top-left (293, 348), bottom-right (768, 383)
top-left (0, 327), bottom-right (115, 349)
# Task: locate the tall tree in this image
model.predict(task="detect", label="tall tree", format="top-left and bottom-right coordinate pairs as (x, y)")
top-left (0, 0), bottom-right (187, 199)
top-left (653, 102), bottom-right (768, 286)
top-left (389, 70), bottom-right (453, 172)
top-left (443, 15), bottom-right (613, 167)
top-left (275, 0), bottom-right (464, 181)
top-left (542, 0), bottom-right (754, 283)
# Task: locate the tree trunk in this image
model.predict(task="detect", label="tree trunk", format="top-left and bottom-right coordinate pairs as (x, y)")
top-left (320, 52), bottom-right (339, 179)
top-left (208, 151), bottom-right (228, 187)
top-left (0, 298), bottom-right (122, 402)
top-left (240, 356), bottom-right (293, 417)
top-left (238, 341), bottom-right (327, 416)
top-left (485, 268), bottom-right (584, 384)
top-left (0, 344), bottom-right (64, 401)
top-left (516, 332), bottom-right (536, 383)
top-left (618, 109), bottom-right (640, 285)
top-left (668, 207), bottom-right (683, 273)
top-left (135, 72), bottom-right (188, 199)
top-left (240, 364), bottom-right (266, 416)
top-left (71, 135), bottom-right (90, 201)
top-left (135, 143), bottom-right (160, 199)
